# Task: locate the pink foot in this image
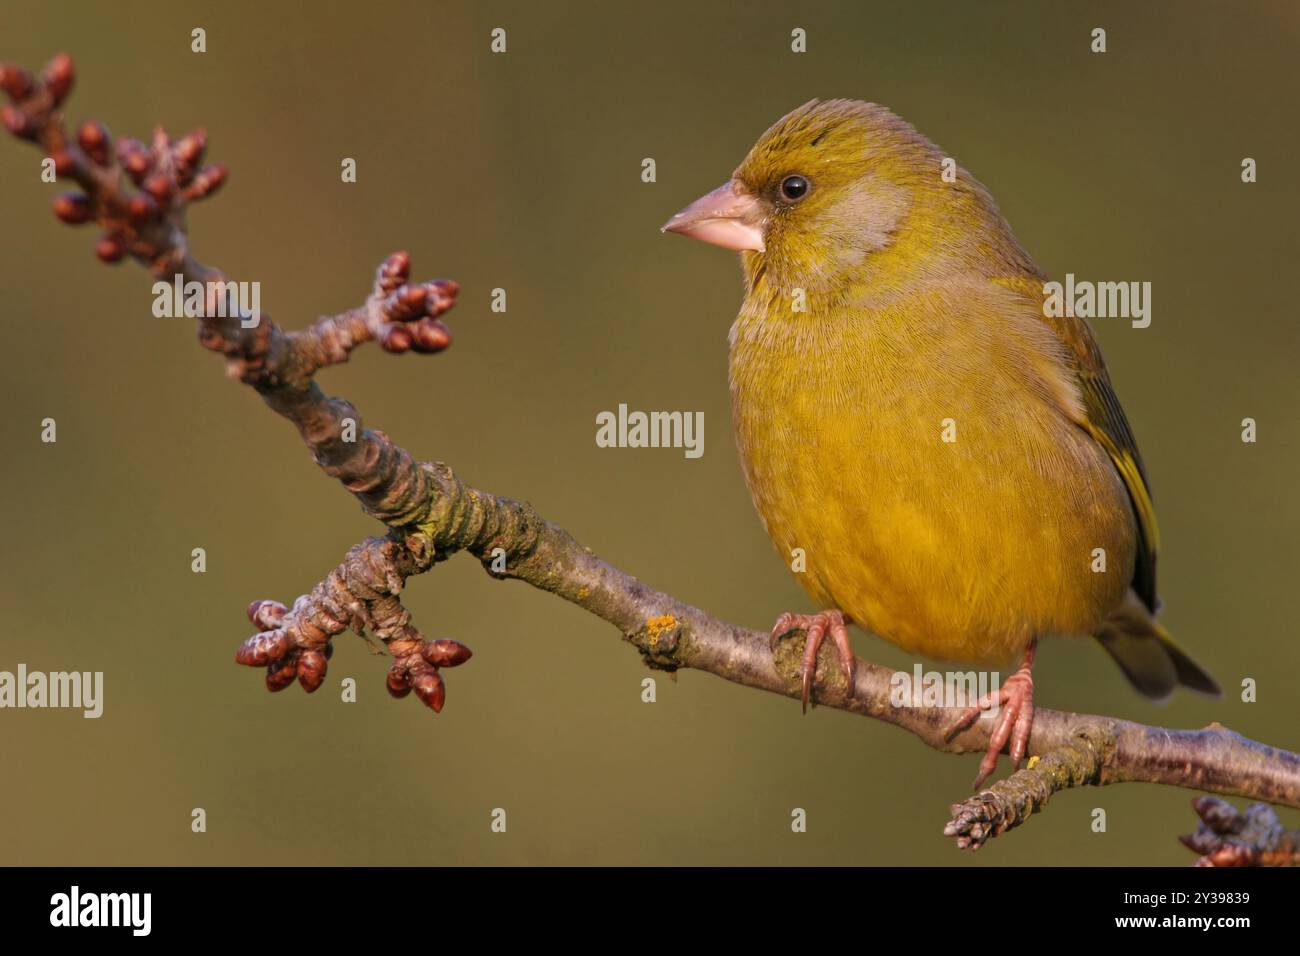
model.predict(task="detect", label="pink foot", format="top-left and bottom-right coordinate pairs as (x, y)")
top-left (944, 640), bottom-right (1037, 790)
top-left (769, 610), bottom-right (855, 714)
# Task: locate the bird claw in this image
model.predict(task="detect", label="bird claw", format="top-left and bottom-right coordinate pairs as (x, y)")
top-left (769, 610), bottom-right (855, 713)
top-left (943, 642), bottom-right (1038, 790)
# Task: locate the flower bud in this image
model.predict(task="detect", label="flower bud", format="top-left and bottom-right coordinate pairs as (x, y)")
top-left (126, 193), bottom-right (159, 224)
top-left (235, 630), bottom-right (291, 667)
top-left (52, 150), bottom-right (77, 177)
top-left (266, 658), bottom-right (298, 692)
top-left (408, 318), bottom-right (452, 354)
top-left (421, 639), bottom-right (473, 668)
top-left (76, 120), bottom-right (110, 166)
top-left (53, 192), bottom-right (92, 225)
top-left (1, 105), bottom-right (33, 139)
top-left (42, 54), bottom-right (75, 104)
top-left (296, 649), bottom-right (328, 692)
top-left (386, 666), bottom-right (411, 698)
top-left (95, 234), bottom-right (125, 263)
top-left (184, 163), bottom-right (227, 201)
top-left (0, 64), bottom-right (34, 101)
top-left (411, 671), bottom-right (446, 712)
top-left (379, 324), bottom-right (412, 353)
top-left (247, 599), bottom-right (288, 629)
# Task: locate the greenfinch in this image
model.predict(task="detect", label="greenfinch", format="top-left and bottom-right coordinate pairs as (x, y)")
top-left (663, 99), bottom-right (1218, 786)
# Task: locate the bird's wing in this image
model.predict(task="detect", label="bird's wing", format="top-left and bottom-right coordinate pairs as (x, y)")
top-left (999, 275), bottom-right (1160, 612)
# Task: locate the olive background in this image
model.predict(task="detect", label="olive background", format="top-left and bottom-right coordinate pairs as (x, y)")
top-left (1, 0), bottom-right (1296, 865)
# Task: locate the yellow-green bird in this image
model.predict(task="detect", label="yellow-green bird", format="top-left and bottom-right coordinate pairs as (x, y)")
top-left (663, 99), bottom-right (1218, 786)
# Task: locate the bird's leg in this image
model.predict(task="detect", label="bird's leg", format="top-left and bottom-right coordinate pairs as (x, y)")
top-left (943, 639), bottom-right (1038, 790)
top-left (769, 610), bottom-right (855, 714)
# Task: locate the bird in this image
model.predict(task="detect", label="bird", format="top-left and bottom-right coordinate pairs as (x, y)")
top-left (662, 99), bottom-right (1219, 787)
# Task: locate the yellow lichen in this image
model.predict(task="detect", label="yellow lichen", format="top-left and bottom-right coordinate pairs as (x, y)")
top-left (644, 614), bottom-right (678, 648)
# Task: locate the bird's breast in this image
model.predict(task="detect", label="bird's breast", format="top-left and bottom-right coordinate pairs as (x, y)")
top-left (728, 283), bottom-right (1135, 665)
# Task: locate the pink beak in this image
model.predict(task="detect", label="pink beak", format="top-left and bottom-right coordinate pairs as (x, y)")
top-left (661, 179), bottom-right (766, 252)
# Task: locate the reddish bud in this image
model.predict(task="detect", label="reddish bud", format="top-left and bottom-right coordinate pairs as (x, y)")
top-left (420, 639), bottom-right (473, 668)
top-left (0, 64), bottom-right (34, 101)
top-left (52, 192), bottom-right (92, 225)
top-left (95, 234), bottom-right (125, 263)
top-left (386, 666), bottom-right (411, 699)
top-left (296, 650), bottom-right (328, 692)
top-left (117, 141), bottom-right (153, 184)
top-left (246, 599), bottom-right (288, 629)
top-left (383, 284), bottom-right (427, 322)
top-left (411, 671), bottom-right (446, 712)
top-left (235, 630), bottom-right (291, 667)
top-left (424, 280), bottom-right (459, 318)
top-left (143, 172), bottom-right (173, 204)
top-left (266, 658), bottom-right (298, 692)
top-left (42, 54), bottom-right (75, 104)
top-left (184, 162), bottom-right (227, 201)
top-left (1, 105), bottom-right (33, 139)
top-left (126, 193), bottom-right (159, 224)
top-left (408, 318), bottom-right (452, 354)
top-left (174, 127), bottom-right (207, 173)
top-left (52, 150), bottom-right (77, 177)
top-left (76, 120), bottom-right (110, 166)
top-left (379, 324), bottom-right (412, 353)
top-left (376, 251), bottom-right (411, 295)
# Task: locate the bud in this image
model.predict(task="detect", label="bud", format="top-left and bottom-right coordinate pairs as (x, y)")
top-left (95, 234), bottom-right (125, 263)
top-left (386, 666), bottom-right (411, 698)
top-left (383, 284), bottom-right (428, 322)
top-left (411, 671), bottom-right (446, 712)
top-left (1, 105), bottom-right (33, 139)
top-left (126, 192), bottom-right (159, 224)
top-left (423, 281), bottom-right (459, 319)
top-left (184, 163), bottom-right (227, 201)
top-left (376, 251), bottom-right (411, 295)
top-left (296, 649), bottom-right (328, 692)
top-left (117, 138), bottom-right (153, 184)
top-left (52, 150), bottom-right (77, 177)
top-left (266, 657), bottom-right (298, 692)
top-left (0, 64), bottom-right (34, 101)
top-left (409, 318), bottom-right (452, 354)
top-left (420, 639), bottom-right (473, 668)
top-left (246, 598), bottom-right (288, 629)
top-left (173, 127), bottom-right (207, 172)
top-left (76, 120), bottom-right (110, 166)
top-left (379, 324), bottom-right (412, 353)
top-left (42, 54), bottom-right (75, 105)
top-left (53, 192), bottom-right (92, 225)
top-left (235, 630), bottom-right (291, 667)
top-left (144, 172), bottom-right (173, 204)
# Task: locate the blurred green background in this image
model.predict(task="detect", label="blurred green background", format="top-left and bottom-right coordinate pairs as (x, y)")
top-left (1, 0), bottom-right (1296, 866)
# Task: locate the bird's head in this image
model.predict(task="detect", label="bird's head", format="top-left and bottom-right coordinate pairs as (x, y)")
top-left (663, 99), bottom-right (1018, 293)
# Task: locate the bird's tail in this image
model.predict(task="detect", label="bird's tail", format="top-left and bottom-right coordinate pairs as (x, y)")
top-left (1094, 590), bottom-right (1220, 700)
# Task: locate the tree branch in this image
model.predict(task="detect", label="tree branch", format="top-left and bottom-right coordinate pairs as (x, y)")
top-left (6, 54), bottom-right (1297, 859)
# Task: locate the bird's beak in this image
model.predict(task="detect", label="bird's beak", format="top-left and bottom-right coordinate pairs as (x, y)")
top-left (661, 179), bottom-right (766, 252)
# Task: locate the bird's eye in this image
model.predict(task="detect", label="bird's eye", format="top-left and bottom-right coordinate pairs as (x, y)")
top-left (779, 175), bottom-right (809, 201)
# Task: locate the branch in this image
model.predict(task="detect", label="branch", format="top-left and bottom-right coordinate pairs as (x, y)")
top-left (6, 54), bottom-right (1298, 858)
top-left (1179, 797), bottom-right (1300, 867)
